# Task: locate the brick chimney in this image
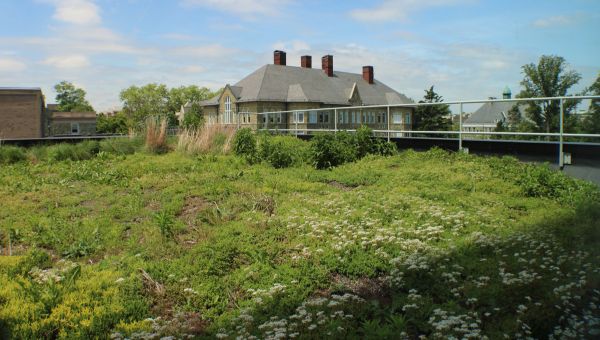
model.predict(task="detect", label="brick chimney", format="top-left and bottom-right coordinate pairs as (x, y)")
top-left (362, 66), bottom-right (374, 84)
top-left (321, 55), bottom-right (333, 77)
top-left (274, 50), bottom-right (286, 66)
top-left (301, 55), bottom-right (312, 68)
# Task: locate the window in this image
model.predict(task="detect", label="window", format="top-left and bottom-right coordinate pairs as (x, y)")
top-left (224, 96), bottom-right (232, 124)
top-left (71, 123), bottom-right (80, 135)
top-left (277, 113), bottom-right (282, 123)
top-left (382, 112), bottom-right (387, 123)
top-left (324, 112), bottom-right (329, 123)
top-left (393, 113), bottom-right (402, 124)
top-left (309, 111), bottom-right (317, 124)
top-left (294, 112), bottom-right (304, 123)
top-left (405, 113), bottom-right (411, 124)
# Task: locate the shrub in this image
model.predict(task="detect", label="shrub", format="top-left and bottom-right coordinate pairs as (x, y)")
top-left (47, 141), bottom-right (99, 162)
top-left (99, 137), bottom-right (141, 155)
top-left (355, 125), bottom-right (375, 158)
top-left (311, 133), bottom-right (349, 169)
top-left (232, 128), bottom-right (257, 163)
top-left (144, 116), bottom-right (168, 154)
top-left (256, 135), bottom-right (310, 168)
top-left (373, 139), bottom-right (397, 156)
top-left (0, 145), bottom-right (26, 164)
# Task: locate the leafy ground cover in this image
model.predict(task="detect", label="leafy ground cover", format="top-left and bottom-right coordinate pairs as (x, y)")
top-left (0, 139), bottom-right (599, 339)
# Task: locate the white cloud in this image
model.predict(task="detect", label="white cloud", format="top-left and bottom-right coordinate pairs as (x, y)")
top-left (48, 0), bottom-right (101, 25)
top-left (182, 0), bottom-right (291, 18)
top-left (533, 15), bottom-right (575, 28)
top-left (173, 44), bottom-right (237, 58)
top-left (272, 40), bottom-right (311, 53)
top-left (350, 0), bottom-right (474, 22)
top-left (0, 58), bottom-right (27, 72)
top-left (43, 54), bottom-right (90, 69)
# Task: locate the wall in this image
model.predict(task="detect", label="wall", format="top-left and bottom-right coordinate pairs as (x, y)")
top-left (0, 90), bottom-right (44, 139)
top-left (48, 119), bottom-right (96, 136)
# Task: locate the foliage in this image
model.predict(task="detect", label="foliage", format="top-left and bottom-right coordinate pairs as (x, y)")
top-left (144, 116), bottom-right (169, 154)
top-left (0, 147), bottom-right (598, 338)
top-left (181, 106), bottom-right (204, 129)
top-left (54, 81), bottom-right (94, 112)
top-left (96, 112), bottom-right (130, 134)
top-left (517, 55), bottom-right (582, 133)
top-left (413, 86), bottom-right (452, 132)
top-left (232, 128), bottom-right (257, 163)
top-left (0, 145), bottom-right (27, 164)
top-left (154, 211), bottom-right (175, 239)
top-left (46, 141), bottom-right (100, 162)
top-left (260, 135), bottom-right (309, 168)
top-left (99, 137), bottom-right (142, 155)
top-left (177, 125), bottom-right (236, 155)
top-left (120, 84), bottom-right (219, 127)
top-left (581, 72), bottom-right (600, 134)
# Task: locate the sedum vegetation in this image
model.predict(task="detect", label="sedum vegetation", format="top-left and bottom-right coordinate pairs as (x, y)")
top-left (0, 130), bottom-right (599, 339)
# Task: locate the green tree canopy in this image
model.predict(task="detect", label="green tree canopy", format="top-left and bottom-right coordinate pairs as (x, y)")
top-left (54, 81), bottom-right (94, 112)
top-left (413, 86), bottom-right (452, 132)
top-left (581, 72), bottom-right (600, 134)
top-left (120, 83), bottom-right (171, 125)
top-left (119, 84), bottom-right (219, 127)
top-left (517, 55), bottom-right (581, 133)
top-left (96, 112), bottom-right (130, 134)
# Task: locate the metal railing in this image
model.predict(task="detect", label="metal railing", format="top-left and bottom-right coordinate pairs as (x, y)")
top-left (248, 95), bottom-right (600, 168)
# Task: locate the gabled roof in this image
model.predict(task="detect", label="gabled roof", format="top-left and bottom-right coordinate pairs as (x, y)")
top-left (464, 101), bottom-right (525, 125)
top-left (201, 64), bottom-right (413, 107)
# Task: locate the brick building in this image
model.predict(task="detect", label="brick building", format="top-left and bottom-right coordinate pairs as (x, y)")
top-left (0, 89), bottom-right (96, 139)
top-left (200, 50), bottom-right (414, 133)
top-left (0, 87), bottom-right (45, 139)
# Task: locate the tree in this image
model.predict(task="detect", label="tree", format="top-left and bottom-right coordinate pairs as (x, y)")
top-left (517, 55), bottom-right (581, 133)
top-left (96, 112), bottom-right (130, 134)
top-left (581, 73), bottom-right (600, 134)
top-left (120, 83), bottom-right (171, 125)
top-left (413, 86), bottom-right (452, 132)
top-left (119, 84), bottom-right (219, 127)
top-left (54, 81), bottom-right (94, 112)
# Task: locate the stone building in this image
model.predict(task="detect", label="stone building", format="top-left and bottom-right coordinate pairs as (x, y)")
top-left (463, 87), bottom-right (525, 138)
top-left (0, 87), bottom-right (45, 139)
top-left (46, 104), bottom-right (97, 136)
top-left (200, 50), bottom-right (414, 133)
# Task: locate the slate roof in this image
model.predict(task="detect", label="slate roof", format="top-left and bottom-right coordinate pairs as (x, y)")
top-left (464, 101), bottom-right (524, 125)
top-left (201, 64), bottom-right (413, 107)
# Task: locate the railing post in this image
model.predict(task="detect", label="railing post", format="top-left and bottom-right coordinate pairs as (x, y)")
top-left (559, 98), bottom-right (564, 168)
top-left (295, 111), bottom-right (298, 137)
top-left (334, 108), bottom-right (338, 134)
top-left (387, 106), bottom-right (391, 141)
top-left (459, 103), bottom-right (463, 151)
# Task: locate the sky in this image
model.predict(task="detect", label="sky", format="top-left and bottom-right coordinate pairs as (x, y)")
top-left (0, 0), bottom-right (599, 112)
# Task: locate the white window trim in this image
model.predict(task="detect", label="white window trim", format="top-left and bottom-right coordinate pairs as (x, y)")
top-left (71, 122), bottom-right (80, 135)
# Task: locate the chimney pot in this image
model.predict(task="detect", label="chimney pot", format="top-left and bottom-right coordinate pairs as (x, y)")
top-left (301, 55), bottom-right (312, 68)
top-left (362, 66), bottom-right (374, 84)
top-left (321, 55), bottom-right (333, 77)
top-left (274, 50), bottom-right (286, 66)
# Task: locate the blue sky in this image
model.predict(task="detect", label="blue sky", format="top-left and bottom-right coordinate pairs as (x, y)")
top-left (0, 0), bottom-right (598, 111)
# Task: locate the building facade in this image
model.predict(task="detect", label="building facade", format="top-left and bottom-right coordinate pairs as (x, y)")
top-left (0, 88), bottom-right (45, 139)
top-left (46, 104), bottom-right (96, 136)
top-left (200, 51), bottom-right (414, 133)
top-left (463, 87), bottom-right (525, 138)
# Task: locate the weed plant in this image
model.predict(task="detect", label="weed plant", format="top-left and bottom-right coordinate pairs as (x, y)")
top-left (144, 116), bottom-right (168, 154)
